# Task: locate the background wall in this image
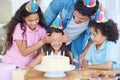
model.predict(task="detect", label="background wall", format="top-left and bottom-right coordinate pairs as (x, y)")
top-left (0, 0), bottom-right (12, 23)
top-left (0, 0), bottom-right (53, 24)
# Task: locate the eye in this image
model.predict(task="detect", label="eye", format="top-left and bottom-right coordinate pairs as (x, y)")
top-left (35, 18), bottom-right (39, 21)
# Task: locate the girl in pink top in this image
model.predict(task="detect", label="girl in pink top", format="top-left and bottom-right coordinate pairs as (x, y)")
top-left (2, 0), bottom-right (49, 68)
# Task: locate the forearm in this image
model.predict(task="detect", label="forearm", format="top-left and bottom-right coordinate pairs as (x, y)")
top-left (19, 40), bottom-right (45, 56)
top-left (27, 53), bottom-right (44, 69)
top-left (33, 49), bottom-right (41, 59)
top-left (88, 61), bottom-right (112, 70)
top-left (69, 51), bottom-right (74, 64)
top-left (82, 59), bottom-right (89, 68)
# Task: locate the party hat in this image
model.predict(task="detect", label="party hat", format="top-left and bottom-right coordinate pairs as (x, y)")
top-left (95, 4), bottom-right (106, 23)
top-left (26, 0), bottom-right (39, 12)
top-left (83, 0), bottom-right (96, 8)
top-left (51, 13), bottom-right (63, 29)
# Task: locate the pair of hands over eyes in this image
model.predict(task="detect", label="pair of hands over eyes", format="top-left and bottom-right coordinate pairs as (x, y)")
top-left (43, 32), bottom-right (69, 44)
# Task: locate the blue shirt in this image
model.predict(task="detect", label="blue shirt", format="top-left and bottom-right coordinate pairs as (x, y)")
top-left (85, 40), bottom-right (120, 69)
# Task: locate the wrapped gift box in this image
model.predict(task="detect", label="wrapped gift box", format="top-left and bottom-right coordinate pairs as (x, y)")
top-left (0, 63), bottom-right (16, 80)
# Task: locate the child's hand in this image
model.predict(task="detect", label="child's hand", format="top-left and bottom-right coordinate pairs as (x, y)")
top-left (23, 66), bottom-right (32, 72)
top-left (42, 33), bottom-right (52, 43)
top-left (62, 31), bottom-right (69, 43)
top-left (78, 57), bottom-right (84, 68)
top-left (81, 60), bottom-right (89, 69)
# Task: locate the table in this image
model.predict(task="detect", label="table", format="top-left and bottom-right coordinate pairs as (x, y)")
top-left (25, 69), bottom-right (120, 80)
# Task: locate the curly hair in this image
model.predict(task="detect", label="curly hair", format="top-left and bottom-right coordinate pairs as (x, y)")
top-left (88, 19), bottom-right (119, 43)
top-left (74, 0), bottom-right (99, 17)
top-left (6, 1), bottom-right (45, 49)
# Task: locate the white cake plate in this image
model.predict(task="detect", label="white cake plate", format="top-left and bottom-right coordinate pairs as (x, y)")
top-left (44, 71), bottom-right (65, 78)
top-left (34, 65), bottom-right (75, 78)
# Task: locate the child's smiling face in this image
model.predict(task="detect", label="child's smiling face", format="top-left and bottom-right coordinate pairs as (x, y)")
top-left (90, 27), bottom-right (107, 47)
top-left (50, 32), bottom-right (63, 51)
top-left (24, 13), bottom-right (39, 30)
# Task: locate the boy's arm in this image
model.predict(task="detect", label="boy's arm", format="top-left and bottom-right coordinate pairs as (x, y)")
top-left (88, 61), bottom-right (112, 70)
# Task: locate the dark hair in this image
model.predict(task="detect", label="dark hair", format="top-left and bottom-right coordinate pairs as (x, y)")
top-left (6, 1), bottom-right (45, 49)
top-left (43, 27), bottom-right (72, 64)
top-left (88, 19), bottom-right (119, 43)
top-left (74, 0), bottom-right (99, 17)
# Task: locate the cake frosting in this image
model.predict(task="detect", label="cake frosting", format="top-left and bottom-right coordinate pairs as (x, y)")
top-left (40, 56), bottom-right (72, 71)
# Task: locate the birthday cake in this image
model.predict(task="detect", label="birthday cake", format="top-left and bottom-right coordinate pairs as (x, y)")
top-left (40, 56), bottom-right (72, 71)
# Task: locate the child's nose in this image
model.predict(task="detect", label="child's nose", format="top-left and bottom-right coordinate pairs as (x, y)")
top-left (32, 21), bottom-right (37, 25)
top-left (54, 38), bottom-right (61, 43)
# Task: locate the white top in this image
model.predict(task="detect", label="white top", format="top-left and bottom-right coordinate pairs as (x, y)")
top-left (64, 17), bottom-right (89, 45)
top-left (49, 51), bottom-right (61, 56)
